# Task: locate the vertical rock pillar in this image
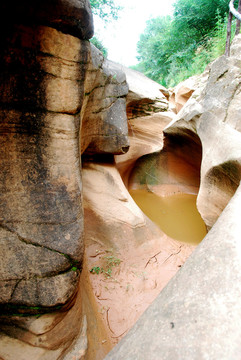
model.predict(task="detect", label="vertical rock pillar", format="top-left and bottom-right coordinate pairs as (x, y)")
top-left (0, 0), bottom-right (93, 313)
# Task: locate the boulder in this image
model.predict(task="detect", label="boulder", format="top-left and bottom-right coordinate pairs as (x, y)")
top-left (0, 1), bottom-right (130, 358)
top-left (124, 66), bottom-right (169, 119)
top-left (0, 0), bottom-right (94, 39)
top-left (81, 50), bottom-right (129, 155)
top-left (0, 1), bottom-right (93, 359)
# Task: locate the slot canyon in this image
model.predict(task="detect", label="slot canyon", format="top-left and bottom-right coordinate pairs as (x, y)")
top-left (0, 1), bottom-right (241, 359)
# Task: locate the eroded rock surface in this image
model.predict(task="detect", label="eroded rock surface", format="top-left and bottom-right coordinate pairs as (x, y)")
top-left (81, 52), bottom-right (129, 155)
top-left (104, 36), bottom-right (241, 360)
top-left (105, 184), bottom-right (241, 360)
top-left (2, 1), bottom-right (241, 359)
top-left (0, 15), bottom-right (93, 316)
top-left (165, 36), bottom-right (241, 229)
top-left (124, 65), bottom-right (169, 118)
top-left (0, 1), bottom-right (132, 358)
top-left (0, 0), bottom-right (95, 358)
top-left (169, 70), bottom-right (209, 114)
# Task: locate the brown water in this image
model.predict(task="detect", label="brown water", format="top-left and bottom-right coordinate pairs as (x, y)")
top-left (130, 189), bottom-right (206, 245)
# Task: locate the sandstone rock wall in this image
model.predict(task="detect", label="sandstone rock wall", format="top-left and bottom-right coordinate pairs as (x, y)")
top-left (0, 1), bottom-right (96, 359)
top-left (104, 36), bottom-right (241, 360)
top-left (80, 63), bottom-right (196, 359)
top-left (1, 1), bottom-right (241, 359)
top-left (0, 1), bottom-right (131, 358)
top-left (0, 4), bottom-right (93, 315)
top-left (165, 37), bottom-right (241, 229)
top-left (114, 65), bottom-right (174, 186)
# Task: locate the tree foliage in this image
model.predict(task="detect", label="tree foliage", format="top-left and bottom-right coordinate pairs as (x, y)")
top-left (90, 36), bottom-right (108, 57)
top-left (136, 0), bottom-right (239, 87)
top-left (89, 0), bottom-right (121, 58)
top-left (90, 0), bottom-right (121, 21)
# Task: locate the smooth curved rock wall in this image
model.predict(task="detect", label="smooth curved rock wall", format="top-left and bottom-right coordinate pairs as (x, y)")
top-left (164, 36), bottom-right (241, 228)
top-left (129, 129), bottom-right (202, 197)
top-left (105, 183), bottom-right (241, 360)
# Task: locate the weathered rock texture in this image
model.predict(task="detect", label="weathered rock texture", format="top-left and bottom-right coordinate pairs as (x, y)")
top-left (81, 54), bottom-right (129, 155)
top-left (124, 65), bottom-right (169, 118)
top-left (165, 37), bottom-right (241, 229)
top-left (169, 70), bottom-right (209, 114)
top-left (104, 36), bottom-right (241, 360)
top-left (0, 286), bottom-right (87, 360)
top-left (0, 0), bottom-right (95, 358)
top-left (0, 0), bottom-right (129, 310)
top-left (0, 0), bottom-right (128, 358)
top-left (0, 13), bottom-right (91, 314)
top-left (2, 1), bottom-right (241, 359)
top-left (128, 129), bottom-right (202, 198)
top-left (0, 0), bottom-right (94, 39)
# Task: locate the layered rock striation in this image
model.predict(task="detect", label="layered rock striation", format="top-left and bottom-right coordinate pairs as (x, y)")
top-left (1, 1), bottom-right (241, 359)
top-left (0, 0), bottom-right (129, 359)
top-left (0, 1), bottom-right (93, 315)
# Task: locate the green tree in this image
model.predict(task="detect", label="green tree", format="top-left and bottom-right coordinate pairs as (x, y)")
top-left (90, 0), bottom-right (121, 21)
top-left (89, 0), bottom-right (122, 58)
top-left (173, 0), bottom-right (229, 39)
top-left (136, 16), bottom-right (173, 87)
top-left (136, 0), bottom-right (238, 87)
top-left (90, 36), bottom-right (108, 57)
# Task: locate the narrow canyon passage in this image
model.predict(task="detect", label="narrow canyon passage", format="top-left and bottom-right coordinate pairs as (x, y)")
top-left (2, 1), bottom-right (241, 360)
top-left (81, 128), bottom-right (206, 360)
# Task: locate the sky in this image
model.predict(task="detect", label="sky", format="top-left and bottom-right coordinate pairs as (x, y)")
top-left (93, 0), bottom-right (176, 67)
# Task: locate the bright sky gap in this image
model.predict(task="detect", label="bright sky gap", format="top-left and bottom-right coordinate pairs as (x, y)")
top-left (93, 0), bottom-right (176, 67)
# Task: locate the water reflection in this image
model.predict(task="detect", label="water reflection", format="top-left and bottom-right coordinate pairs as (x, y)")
top-left (130, 189), bottom-right (206, 245)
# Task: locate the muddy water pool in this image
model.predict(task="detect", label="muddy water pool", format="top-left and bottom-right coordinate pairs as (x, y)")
top-left (130, 189), bottom-right (206, 245)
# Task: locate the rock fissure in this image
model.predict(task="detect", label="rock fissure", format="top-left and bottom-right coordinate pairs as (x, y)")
top-left (92, 98), bottom-right (124, 114)
top-left (11, 266), bottom-right (79, 283)
top-left (216, 69), bottom-right (229, 81)
top-left (9, 280), bottom-right (21, 302)
top-left (84, 85), bottom-right (105, 97)
top-left (223, 82), bottom-right (241, 123)
top-left (38, 49), bottom-right (90, 66)
top-left (40, 68), bottom-right (86, 82)
top-left (0, 210), bottom-right (83, 226)
top-left (0, 223), bottom-right (79, 268)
